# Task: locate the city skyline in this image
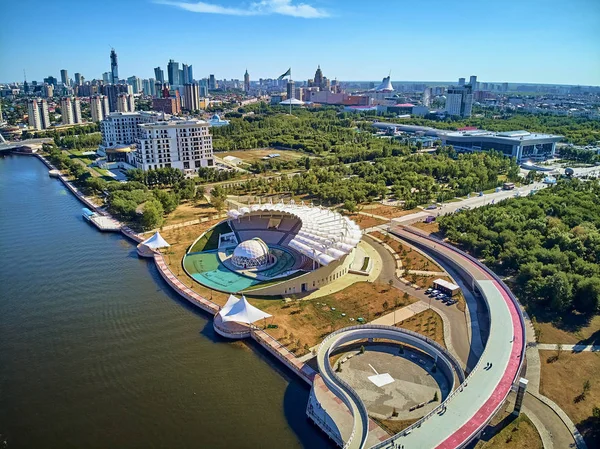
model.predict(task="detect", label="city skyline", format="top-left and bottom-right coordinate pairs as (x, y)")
top-left (0, 0), bottom-right (599, 86)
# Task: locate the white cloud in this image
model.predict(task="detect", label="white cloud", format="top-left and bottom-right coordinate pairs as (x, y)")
top-left (155, 0), bottom-right (330, 18)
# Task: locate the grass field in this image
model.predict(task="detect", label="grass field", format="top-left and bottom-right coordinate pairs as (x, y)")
top-left (474, 413), bottom-right (542, 449)
top-left (409, 221), bottom-right (441, 235)
top-left (163, 202), bottom-right (219, 227)
top-left (215, 148), bottom-right (307, 163)
top-left (539, 350), bottom-right (600, 448)
top-left (532, 314), bottom-right (600, 345)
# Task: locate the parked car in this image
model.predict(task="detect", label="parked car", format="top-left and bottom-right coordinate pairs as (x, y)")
top-left (426, 288), bottom-right (433, 294)
top-left (431, 290), bottom-right (439, 296)
top-left (425, 205), bottom-right (437, 210)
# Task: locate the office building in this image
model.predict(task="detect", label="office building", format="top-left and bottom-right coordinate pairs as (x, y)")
top-left (182, 64), bottom-right (193, 84)
top-left (244, 69), bottom-right (250, 93)
top-left (209, 74), bottom-right (216, 90)
top-left (152, 92), bottom-right (182, 115)
top-left (127, 76), bottom-right (142, 94)
top-left (445, 85), bottom-right (473, 117)
top-left (60, 69), bottom-right (69, 86)
top-left (91, 95), bottom-right (110, 122)
top-left (44, 76), bottom-right (58, 86)
top-left (60, 97), bottom-right (75, 124)
top-left (286, 80), bottom-right (295, 100)
top-left (469, 75), bottom-right (478, 91)
top-left (441, 130), bottom-right (562, 162)
top-left (103, 84), bottom-right (129, 112)
top-left (502, 82), bottom-right (509, 92)
top-left (154, 67), bottom-right (165, 84)
top-left (102, 72), bottom-right (111, 84)
top-left (135, 119), bottom-right (214, 174)
top-left (458, 77), bottom-right (465, 86)
top-left (75, 73), bottom-right (83, 86)
top-left (110, 48), bottom-right (119, 84)
top-left (168, 59), bottom-right (180, 86)
top-left (184, 83), bottom-right (200, 111)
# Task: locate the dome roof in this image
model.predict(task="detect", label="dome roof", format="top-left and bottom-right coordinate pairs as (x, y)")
top-left (212, 114), bottom-right (220, 120)
top-left (233, 238), bottom-right (269, 260)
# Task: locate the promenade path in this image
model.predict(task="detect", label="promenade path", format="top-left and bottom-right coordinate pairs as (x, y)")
top-left (536, 343), bottom-right (600, 352)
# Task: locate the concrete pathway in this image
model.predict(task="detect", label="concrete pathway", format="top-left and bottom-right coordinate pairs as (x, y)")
top-left (369, 301), bottom-right (429, 326)
top-left (536, 343), bottom-right (600, 353)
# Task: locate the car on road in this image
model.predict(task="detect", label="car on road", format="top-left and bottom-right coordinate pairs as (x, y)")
top-left (425, 205), bottom-right (437, 210)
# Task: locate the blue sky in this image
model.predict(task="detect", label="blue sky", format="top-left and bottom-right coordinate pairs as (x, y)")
top-left (1, 0), bottom-right (599, 85)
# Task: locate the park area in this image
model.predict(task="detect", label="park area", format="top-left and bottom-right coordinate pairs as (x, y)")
top-left (539, 350), bottom-right (600, 448)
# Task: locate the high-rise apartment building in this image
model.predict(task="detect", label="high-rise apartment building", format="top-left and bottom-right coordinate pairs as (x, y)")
top-left (91, 95), bottom-right (110, 122)
top-left (446, 85), bottom-right (473, 117)
top-left (182, 64), bottom-right (190, 84)
top-left (117, 93), bottom-right (135, 113)
top-left (110, 48), bottom-right (119, 84)
top-left (103, 84), bottom-right (130, 112)
top-left (184, 83), bottom-right (200, 111)
top-left (44, 84), bottom-right (54, 98)
top-left (44, 76), bottom-right (58, 86)
top-left (73, 98), bottom-right (82, 124)
top-left (154, 67), bottom-right (165, 84)
top-left (100, 111), bottom-right (165, 149)
top-left (60, 69), bottom-right (69, 86)
top-left (148, 78), bottom-right (156, 97)
top-left (60, 97), bottom-right (75, 124)
top-left (422, 87), bottom-right (432, 107)
top-left (244, 69), bottom-right (250, 93)
top-left (458, 77), bottom-right (466, 86)
top-left (28, 98), bottom-right (50, 130)
top-left (135, 119), bottom-right (214, 174)
top-left (168, 59), bottom-right (180, 86)
top-left (102, 72), bottom-right (111, 84)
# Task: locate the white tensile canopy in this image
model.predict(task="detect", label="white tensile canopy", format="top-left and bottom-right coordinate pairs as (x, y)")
top-left (141, 231), bottom-right (170, 249)
top-left (227, 203), bottom-right (361, 266)
top-left (279, 98), bottom-right (304, 105)
top-left (219, 294), bottom-right (272, 324)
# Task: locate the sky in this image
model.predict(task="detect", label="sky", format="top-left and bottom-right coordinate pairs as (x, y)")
top-left (1, 0), bottom-right (599, 86)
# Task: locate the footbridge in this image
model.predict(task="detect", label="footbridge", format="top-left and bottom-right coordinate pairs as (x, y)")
top-left (314, 226), bottom-right (526, 449)
top-left (316, 325), bottom-right (465, 449)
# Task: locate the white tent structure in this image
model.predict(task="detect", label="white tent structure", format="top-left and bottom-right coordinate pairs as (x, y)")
top-left (227, 203), bottom-right (362, 266)
top-left (141, 231), bottom-right (170, 249)
top-left (219, 294), bottom-right (272, 324)
top-left (279, 98), bottom-right (304, 106)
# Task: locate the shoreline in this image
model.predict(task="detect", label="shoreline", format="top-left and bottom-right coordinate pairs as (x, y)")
top-left (25, 151), bottom-right (319, 385)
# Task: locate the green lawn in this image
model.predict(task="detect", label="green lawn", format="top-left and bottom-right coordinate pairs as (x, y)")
top-left (189, 221), bottom-right (232, 253)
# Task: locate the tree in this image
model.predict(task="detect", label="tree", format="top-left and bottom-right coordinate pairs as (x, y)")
top-left (344, 200), bottom-right (357, 214)
top-left (556, 343), bottom-right (563, 360)
top-left (433, 391), bottom-right (439, 402)
top-left (383, 300), bottom-right (389, 311)
top-left (573, 277), bottom-right (600, 315)
top-left (153, 189), bottom-right (179, 214)
top-left (360, 345), bottom-right (365, 354)
top-left (212, 196), bottom-right (225, 214)
top-left (546, 272), bottom-right (573, 313)
top-left (141, 199), bottom-right (164, 230)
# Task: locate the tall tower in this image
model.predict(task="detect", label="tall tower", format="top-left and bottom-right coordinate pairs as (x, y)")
top-left (60, 69), bottom-right (69, 86)
top-left (28, 99), bottom-right (42, 130)
top-left (469, 75), bottom-right (478, 91)
top-left (110, 48), bottom-right (119, 84)
top-left (154, 67), bottom-right (165, 84)
top-left (168, 59), bottom-right (180, 86)
top-left (60, 97), bottom-right (75, 125)
top-left (244, 69), bottom-right (250, 93)
top-left (314, 65), bottom-right (324, 89)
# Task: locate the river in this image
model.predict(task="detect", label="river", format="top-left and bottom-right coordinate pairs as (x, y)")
top-left (0, 155), bottom-right (332, 449)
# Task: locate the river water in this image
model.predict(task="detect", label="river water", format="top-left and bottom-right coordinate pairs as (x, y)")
top-left (0, 155), bottom-right (332, 449)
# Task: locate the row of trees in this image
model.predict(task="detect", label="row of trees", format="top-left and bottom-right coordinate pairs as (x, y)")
top-left (54, 133), bottom-right (102, 150)
top-left (438, 179), bottom-right (600, 318)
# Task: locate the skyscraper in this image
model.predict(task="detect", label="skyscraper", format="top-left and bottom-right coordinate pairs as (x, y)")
top-left (75, 73), bottom-right (83, 86)
top-left (60, 69), bottom-right (69, 86)
top-left (244, 69), bottom-right (250, 93)
top-left (422, 87), bottom-right (432, 107)
top-left (445, 85), bottom-right (473, 117)
top-left (102, 72), bottom-right (111, 84)
top-left (154, 67), bottom-right (165, 84)
top-left (110, 48), bottom-right (119, 84)
top-left (127, 76), bottom-right (142, 94)
top-left (91, 95), bottom-right (110, 122)
top-left (209, 74), bottom-right (216, 90)
top-left (73, 98), bottom-right (82, 124)
top-left (168, 59), bottom-right (180, 86)
top-left (28, 99), bottom-right (42, 130)
top-left (313, 66), bottom-right (324, 89)
top-left (469, 75), bottom-right (478, 91)
top-left (187, 65), bottom-right (193, 83)
top-left (182, 64), bottom-right (190, 84)
top-left (287, 80), bottom-right (295, 100)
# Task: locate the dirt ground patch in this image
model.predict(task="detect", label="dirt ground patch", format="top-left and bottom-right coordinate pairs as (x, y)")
top-left (532, 315), bottom-right (600, 345)
top-left (539, 350), bottom-right (600, 448)
top-left (371, 417), bottom-right (419, 436)
top-left (362, 204), bottom-right (420, 219)
top-left (370, 231), bottom-right (442, 272)
top-left (410, 221), bottom-right (440, 235)
top-left (248, 282), bottom-right (418, 355)
top-left (215, 148), bottom-right (307, 163)
top-left (395, 309), bottom-right (445, 347)
top-left (474, 411), bottom-right (543, 449)
top-left (346, 213), bottom-right (387, 229)
top-left (163, 201), bottom-right (218, 227)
